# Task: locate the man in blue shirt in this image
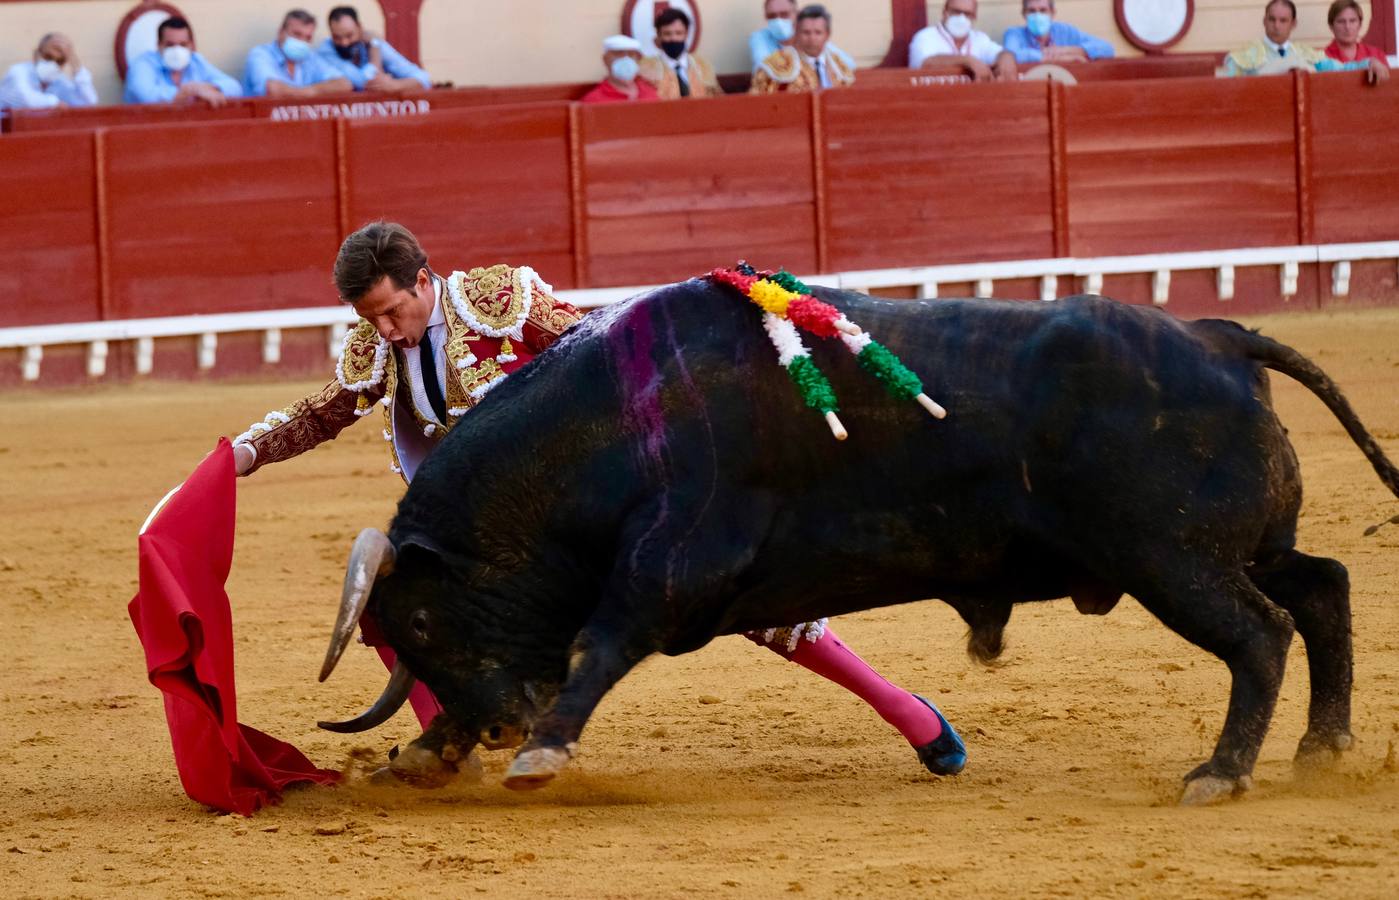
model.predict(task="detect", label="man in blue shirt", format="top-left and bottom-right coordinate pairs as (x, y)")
top-left (244, 8), bottom-right (352, 97)
top-left (318, 5), bottom-right (431, 93)
top-left (124, 17), bottom-right (242, 105)
top-left (1002, 0), bottom-right (1115, 64)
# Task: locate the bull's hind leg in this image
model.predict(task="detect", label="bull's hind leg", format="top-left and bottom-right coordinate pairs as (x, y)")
top-left (1132, 569), bottom-right (1295, 805)
top-left (1248, 551), bottom-right (1354, 768)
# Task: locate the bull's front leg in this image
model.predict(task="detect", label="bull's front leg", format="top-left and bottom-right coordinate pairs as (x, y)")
top-left (504, 618), bottom-right (656, 790)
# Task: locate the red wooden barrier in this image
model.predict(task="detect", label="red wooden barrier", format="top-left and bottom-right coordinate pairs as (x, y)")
top-left (6, 101), bottom-right (251, 133)
top-left (5, 85), bottom-right (596, 134)
top-left (345, 103), bottom-right (577, 288)
top-left (101, 119), bottom-right (341, 318)
top-left (1064, 75), bottom-right (1300, 256)
top-left (1309, 71), bottom-right (1399, 244)
top-left (822, 82), bottom-right (1057, 270)
top-left (578, 92), bottom-right (817, 287)
top-left (0, 131), bottom-right (102, 325)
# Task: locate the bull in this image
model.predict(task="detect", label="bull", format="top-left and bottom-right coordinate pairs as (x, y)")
top-left (316, 279), bottom-right (1399, 805)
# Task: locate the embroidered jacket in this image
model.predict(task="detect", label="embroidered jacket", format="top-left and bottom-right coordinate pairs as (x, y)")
top-left (639, 52), bottom-right (721, 99)
top-left (749, 46), bottom-right (855, 94)
top-left (234, 264), bottom-right (580, 482)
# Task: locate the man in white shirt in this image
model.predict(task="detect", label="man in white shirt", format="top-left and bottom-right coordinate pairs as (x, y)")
top-left (909, 0), bottom-right (1017, 82)
top-left (0, 33), bottom-right (99, 110)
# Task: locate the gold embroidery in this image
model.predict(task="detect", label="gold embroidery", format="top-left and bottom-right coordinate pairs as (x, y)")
top-left (460, 356), bottom-right (507, 399)
top-left (462, 264), bottom-right (525, 333)
top-left (528, 289), bottom-right (582, 338)
top-left (338, 319), bottom-right (384, 389)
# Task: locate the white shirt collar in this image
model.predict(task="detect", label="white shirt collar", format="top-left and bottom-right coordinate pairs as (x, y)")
top-left (1264, 38), bottom-right (1293, 53)
top-left (428, 275), bottom-right (446, 328)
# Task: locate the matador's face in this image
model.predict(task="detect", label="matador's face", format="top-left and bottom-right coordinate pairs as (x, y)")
top-left (353, 269), bottom-right (435, 350)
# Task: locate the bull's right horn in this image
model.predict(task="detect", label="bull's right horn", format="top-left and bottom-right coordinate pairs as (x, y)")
top-left (319, 528), bottom-right (396, 683)
top-left (317, 659), bottom-right (416, 733)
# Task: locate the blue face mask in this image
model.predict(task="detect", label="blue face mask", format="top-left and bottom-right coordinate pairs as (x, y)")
top-left (610, 56), bottom-right (639, 82)
top-left (1026, 12), bottom-right (1053, 37)
top-left (281, 36), bottom-right (312, 62)
top-left (767, 17), bottom-right (795, 41)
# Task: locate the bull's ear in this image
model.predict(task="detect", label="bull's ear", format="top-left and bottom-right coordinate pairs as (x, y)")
top-left (397, 532), bottom-right (444, 559)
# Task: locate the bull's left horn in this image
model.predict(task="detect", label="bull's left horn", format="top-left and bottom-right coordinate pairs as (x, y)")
top-left (319, 528), bottom-right (396, 683)
top-left (317, 659), bottom-right (416, 733)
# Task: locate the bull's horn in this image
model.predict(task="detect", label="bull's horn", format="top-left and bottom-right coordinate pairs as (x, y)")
top-left (317, 659), bottom-right (416, 733)
top-left (319, 528), bottom-right (396, 683)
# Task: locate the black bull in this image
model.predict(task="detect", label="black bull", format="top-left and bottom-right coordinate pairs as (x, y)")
top-left (318, 280), bottom-right (1399, 804)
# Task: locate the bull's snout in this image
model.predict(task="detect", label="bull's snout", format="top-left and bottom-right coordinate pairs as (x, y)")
top-left (480, 724), bottom-right (528, 751)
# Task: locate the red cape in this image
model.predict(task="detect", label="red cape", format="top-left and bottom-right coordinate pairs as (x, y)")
top-left (128, 439), bottom-right (338, 814)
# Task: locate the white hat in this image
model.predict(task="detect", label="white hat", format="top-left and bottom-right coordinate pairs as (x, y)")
top-left (602, 34), bottom-right (642, 53)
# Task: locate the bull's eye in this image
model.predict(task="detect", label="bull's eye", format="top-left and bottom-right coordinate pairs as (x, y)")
top-left (410, 609), bottom-right (430, 641)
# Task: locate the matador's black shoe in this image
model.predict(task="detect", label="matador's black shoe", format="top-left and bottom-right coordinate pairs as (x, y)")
top-left (912, 694), bottom-right (967, 776)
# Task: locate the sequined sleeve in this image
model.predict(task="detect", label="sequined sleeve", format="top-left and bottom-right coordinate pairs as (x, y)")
top-left (234, 380), bottom-right (383, 475)
top-left (523, 288), bottom-right (583, 355)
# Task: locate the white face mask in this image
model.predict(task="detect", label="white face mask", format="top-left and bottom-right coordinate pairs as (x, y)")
top-left (944, 13), bottom-right (973, 39)
top-left (161, 45), bottom-right (192, 71)
top-left (34, 58), bottom-right (62, 82)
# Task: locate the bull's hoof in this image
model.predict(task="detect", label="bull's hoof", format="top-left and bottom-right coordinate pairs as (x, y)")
top-left (373, 744), bottom-right (481, 788)
top-left (1294, 731), bottom-right (1354, 773)
top-left (503, 746), bottom-right (572, 791)
top-left (1180, 773), bottom-right (1252, 806)
top-left (912, 695), bottom-right (967, 776)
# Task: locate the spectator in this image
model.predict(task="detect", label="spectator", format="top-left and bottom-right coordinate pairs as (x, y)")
top-left (580, 35), bottom-right (659, 104)
top-left (0, 33), bottom-right (97, 110)
top-left (910, 0), bottom-right (1017, 82)
top-left (318, 5), bottom-right (432, 93)
top-left (1323, 0), bottom-right (1389, 82)
top-left (244, 8), bottom-right (352, 97)
top-left (1223, 0), bottom-right (1326, 76)
top-left (123, 17), bottom-right (243, 105)
top-left (748, 0), bottom-right (854, 74)
top-left (1002, 0), bottom-right (1115, 64)
top-left (750, 4), bottom-right (854, 93)
top-left (640, 8), bottom-right (720, 99)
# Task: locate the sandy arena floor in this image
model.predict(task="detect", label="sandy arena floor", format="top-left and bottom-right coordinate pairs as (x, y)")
top-left (2, 307), bottom-right (1398, 899)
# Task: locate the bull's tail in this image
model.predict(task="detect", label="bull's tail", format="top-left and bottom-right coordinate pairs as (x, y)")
top-left (1193, 319), bottom-right (1399, 529)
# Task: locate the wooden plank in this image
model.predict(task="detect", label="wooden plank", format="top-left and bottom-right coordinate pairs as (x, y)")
top-left (580, 93), bottom-right (817, 286)
top-left (1293, 70), bottom-right (1315, 245)
top-left (1310, 70), bottom-right (1399, 244)
top-left (1065, 76), bottom-right (1299, 257)
top-left (346, 103), bottom-right (576, 288)
top-left (101, 119), bottom-right (342, 318)
top-left (0, 131), bottom-right (101, 325)
top-left (1048, 80), bottom-right (1069, 259)
top-left (823, 82), bottom-right (1056, 270)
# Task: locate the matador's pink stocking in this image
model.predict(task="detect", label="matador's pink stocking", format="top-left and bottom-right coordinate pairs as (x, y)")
top-left (757, 626), bottom-right (943, 746)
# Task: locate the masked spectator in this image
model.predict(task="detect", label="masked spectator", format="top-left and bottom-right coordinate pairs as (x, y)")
top-left (750, 4), bottom-right (854, 93)
top-left (580, 35), bottom-right (659, 104)
top-left (0, 33), bottom-right (97, 110)
top-left (910, 0), bottom-right (1017, 82)
top-left (749, 0), bottom-right (853, 74)
top-left (1223, 0), bottom-right (1327, 76)
top-left (245, 8), bottom-right (352, 97)
top-left (1323, 0), bottom-right (1389, 82)
top-left (318, 5), bottom-right (432, 93)
top-left (1002, 0), bottom-right (1115, 64)
top-left (640, 8), bottom-right (720, 99)
top-left (124, 16), bottom-right (243, 105)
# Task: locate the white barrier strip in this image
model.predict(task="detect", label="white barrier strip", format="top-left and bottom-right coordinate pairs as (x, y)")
top-left (5, 242), bottom-right (1398, 381)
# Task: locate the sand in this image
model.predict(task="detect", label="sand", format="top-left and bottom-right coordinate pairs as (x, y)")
top-left (2, 307), bottom-right (1398, 899)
